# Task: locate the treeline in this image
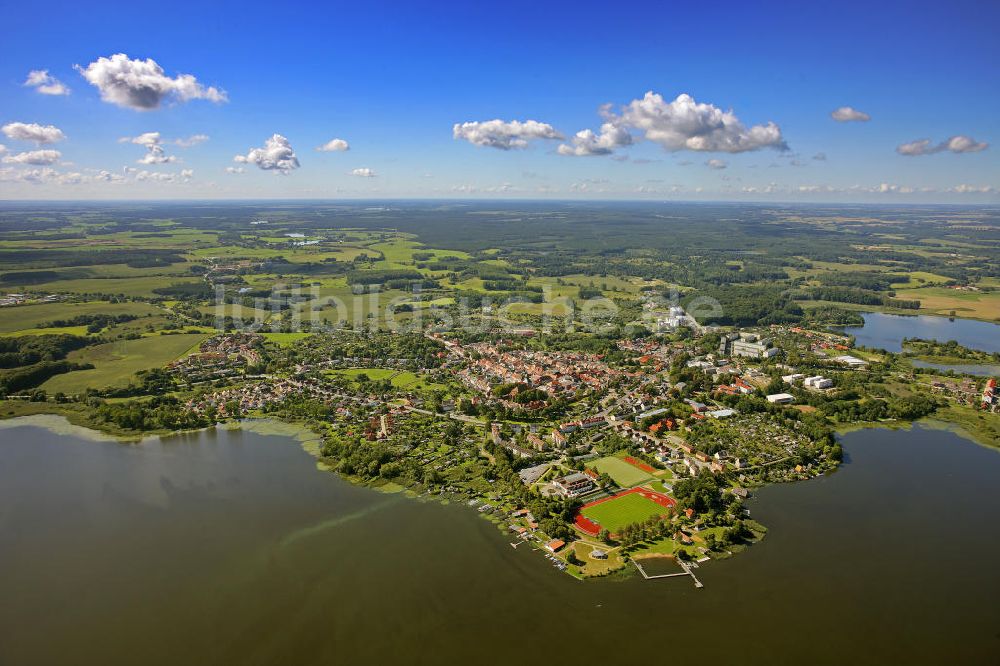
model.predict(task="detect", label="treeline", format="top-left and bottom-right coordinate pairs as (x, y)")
top-left (347, 269), bottom-right (424, 285)
top-left (152, 282), bottom-right (215, 299)
top-left (0, 248), bottom-right (184, 269)
top-left (802, 287), bottom-right (920, 309)
top-left (40, 313), bottom-right (138, 333)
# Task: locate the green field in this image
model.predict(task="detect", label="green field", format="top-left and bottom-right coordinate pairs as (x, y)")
top-left (0, 301), bottom-right (163, 334)
top-left (42, 333), bottom-right (208, 394)
top-left (580, 493), bottom-right (669, 533)
top-left (261, 332), bottom-right (314, 346)
top-left (324, 367), bottom-right (450, 392)
top-left (589, 455), bottom-right (653, 487)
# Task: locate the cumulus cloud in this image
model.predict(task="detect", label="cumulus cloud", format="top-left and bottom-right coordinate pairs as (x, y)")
top-left (558, 121), bottom-right (632, 156)
top-left (234, 134), bottom-right (300, 173)
top-left (2, 149), bottom-right (62, 165)
top-left (453, 119), bottom-right (562, 150)
top-left (24, 70), bottom-right (70, 96)
top-left (316, 138), bottom-right (350, 152)
top-left (175, 134), bottom-right (209, 147)
top-left (0, 145), bottom-right (6, 154)
top-left (617, 92), bottom-right (787, 153)
top-left (831, 106), bottom-right (870, 122)
top-left (351, 167), bottom-right (376, 177)
top-left (897, 135), bottom-right (989, 156)
top-left (225, 166), bottom-right (245, 174)
top-left (706, 158), bottom-right (728, 169)
top-left (75, 54), bottom-right (227, 110)
top-left (120, 132), bottom-right (178, 164)
top-left (813, 152), bottom-right (827, 161)
top-left (2, 122), bottom-right (66, 144)
top-left (138, 144), bottom-right (177, 164)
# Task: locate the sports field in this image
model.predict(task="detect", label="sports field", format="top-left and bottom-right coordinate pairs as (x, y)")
top-left (589, 455), bottom-right (653, 487)
top-left (578, 488), bottom-right (675, 534)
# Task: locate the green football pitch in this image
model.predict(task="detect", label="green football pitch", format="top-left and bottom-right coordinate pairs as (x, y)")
top-left (580, 493), bottom-right (667, 532)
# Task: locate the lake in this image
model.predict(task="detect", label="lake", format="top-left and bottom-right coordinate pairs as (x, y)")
top-left (1, 419), bottom-right (999, 665)
top-left (843, 312), bottom-right (1000, 354)
top-left (911, 359), bottom-right (1000, 377)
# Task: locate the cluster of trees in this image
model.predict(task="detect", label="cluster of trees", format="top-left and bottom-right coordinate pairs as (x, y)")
top-left (0, 335), bottom-right (90, 368)
top-left (673, 471), bottom-right (726, 514)
top-left (93, 396), bottom-right (211, 431)
top-left (615, 513), bottom-right (673, 547)
top-left (817, 394), bottom-right (939, 422)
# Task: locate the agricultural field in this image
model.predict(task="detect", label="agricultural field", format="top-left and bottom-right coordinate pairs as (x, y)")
top-left (895, 286), bottom-right (1000, 321)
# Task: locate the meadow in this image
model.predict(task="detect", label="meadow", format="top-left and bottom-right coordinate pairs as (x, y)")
top-left (42, 333), bottom-right (209, 394)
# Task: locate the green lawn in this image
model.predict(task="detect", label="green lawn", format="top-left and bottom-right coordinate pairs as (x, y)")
top-left (581, 493), bottom-right (669, 533)
top-left (42, 333), bottom-right (208, 394)
top-left (589, 455), bottom-right (653, 487)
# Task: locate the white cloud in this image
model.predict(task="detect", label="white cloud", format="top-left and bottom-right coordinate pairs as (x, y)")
top-left (616, 92), bottom-right (787, 153)
top-left (75, 53), bottom-right (227, 111)
top-left (453, 119), bottom-right (562, 150)
top-left (234, 134), bottom-right (300, 173)
top-left (24, 70), bottom-right (70, 96)
top-left (351, 167), bottom-right (376, 177)
top-left (949, 183), bottom-right (996, 194)
top-left (0, 166), bottom-right (83, 184)
top-left (138, 144), bottom-right (177, 164)
top-left (120, 131), bottom-right (161, 146)
top-left (897, 135), bottom-right (989, 156)
top-left (175, 134), bottom-right (209, 147)
top-left (706, 158), bottom-right (728, 169)
top-left (225, 166), bottom-right (245, 174)
top-left (2, 149), bottom-right (62, 165)
top-left (2, 122), bottom-right (66, 144)
top-left (180, 169), bottom-right (194, 181)
top-left (316, 138), bottom-right (350, 152)
top-left (0, 145), bottom-right (6, 154)
top-left (558, 121), bottom-right (632, 156)
top-left (120, 132), bottom-right (178, 164)
top-left (831, 106), bottom-right (870, 122)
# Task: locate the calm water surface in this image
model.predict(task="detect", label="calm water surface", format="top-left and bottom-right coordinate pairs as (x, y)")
top-left (1, 422), bottom-right (999, 665)
top-left (844, 312), bottom-right (1000, 353)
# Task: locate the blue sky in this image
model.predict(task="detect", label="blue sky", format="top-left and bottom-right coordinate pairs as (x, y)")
top-left (1, 0), bottom-right (998, 201)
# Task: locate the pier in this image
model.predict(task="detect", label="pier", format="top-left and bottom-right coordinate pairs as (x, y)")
top-left (632, 558), bottom-right (704, 588)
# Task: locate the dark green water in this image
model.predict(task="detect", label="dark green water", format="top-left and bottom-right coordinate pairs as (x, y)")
top-left (1, 421), bottom-right (999, 665)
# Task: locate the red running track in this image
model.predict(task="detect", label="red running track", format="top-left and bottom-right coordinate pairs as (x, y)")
top-left (573, 487), bottom-right (676, 537)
